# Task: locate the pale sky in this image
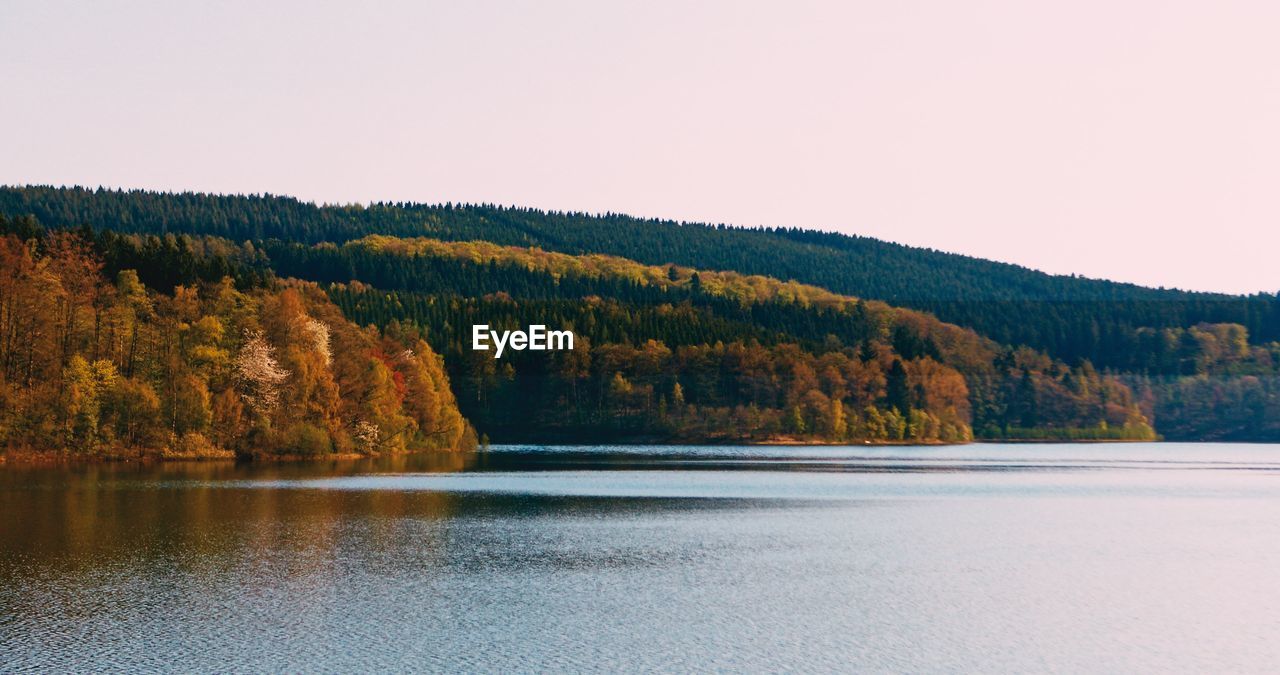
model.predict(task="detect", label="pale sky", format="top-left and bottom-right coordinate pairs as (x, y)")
top-left (2, 1), bottom-right (1278, 294)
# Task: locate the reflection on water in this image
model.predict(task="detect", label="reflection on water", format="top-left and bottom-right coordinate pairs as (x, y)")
top-left (3, 443), bottom-right (1280, 672)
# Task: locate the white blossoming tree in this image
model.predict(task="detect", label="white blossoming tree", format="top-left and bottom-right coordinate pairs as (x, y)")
top-left (235, 329), bottom-right (289, 415)
top-left (302, 317), bottom-right (332, 367)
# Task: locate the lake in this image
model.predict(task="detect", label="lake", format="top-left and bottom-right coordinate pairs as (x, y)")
top-left (3, 443), bottom-right (1280, 672)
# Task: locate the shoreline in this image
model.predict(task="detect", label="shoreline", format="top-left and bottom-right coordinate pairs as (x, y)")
top-left (0, 436), bottom-right (1213, 467)
top-left (0, 448), bottom-right (419, 467)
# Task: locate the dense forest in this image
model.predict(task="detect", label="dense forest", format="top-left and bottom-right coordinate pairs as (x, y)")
top-left (1, 185), bottom-right (1277, 445)
top-left (293, 238), bottom-right (1156, 442)
top-left (0, 214), bottom-right (1159, 446)
top-left (3, 185), bottom-right (1278, 371)
top-left (0, 222), bottom-right (473, 459)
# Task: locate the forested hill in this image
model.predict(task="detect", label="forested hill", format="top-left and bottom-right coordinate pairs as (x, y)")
top-left (2, 185), bottom-right (1279, 369)
top-left (4, 211), bottom-right (1278, 442)
top-left (0, 185), bottom-right (1220, 300)
top-left (0, 214), bottom-right (1164, 445)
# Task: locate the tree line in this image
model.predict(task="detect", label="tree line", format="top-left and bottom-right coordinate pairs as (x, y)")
top-left (11, 204), bottom-right (1277, 444)
top-left (3, 185), bottom-right (1277, 372)
top-left (307, 238), bottom-right (1156, 443)
top-left (0, 223), bottom-right (473, 459)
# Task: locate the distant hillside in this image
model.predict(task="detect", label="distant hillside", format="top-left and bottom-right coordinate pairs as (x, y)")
top-left (1, 185), bottom-right (1278, 370)
top-left (246, 234), bottom-right (1168, 443)
top-left (265, 234), bottom-right (1279, 442)
top-left (0, 214), bottom-right (1165, 444)
top-left (5, 207), bottom-right (1277, 442)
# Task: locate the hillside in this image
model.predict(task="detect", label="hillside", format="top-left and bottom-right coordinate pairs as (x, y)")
top-left (0, 224), bottom-right (474, 460)
top-left (1, 186), bottom-right (1278, 442)
top-left (309, 236), bottom-right (1156, 442)
top-left (0, 214), bottom-right (1162, 445)
top-left (3, 185), bottom-right (1278, 370)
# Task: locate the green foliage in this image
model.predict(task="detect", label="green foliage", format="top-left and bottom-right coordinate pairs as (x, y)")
top-left (3, 185), bottom-right (1277, 372)
top-left (276, 422), bottom-right (332, 456)
top-left (316, 245), bottom-right (1152, 443)
top-left (21, 187), bottom-right (1280, 444)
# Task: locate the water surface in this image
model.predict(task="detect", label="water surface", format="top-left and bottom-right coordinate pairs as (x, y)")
top-left (3, 443), bottom-right (1280, 672)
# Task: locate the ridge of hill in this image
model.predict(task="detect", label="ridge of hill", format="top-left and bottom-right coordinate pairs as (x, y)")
top-left (3, 185), bottom-right (1277, 370)
top-left (2, 187), bottom-right (1278, 442)
top-left (251, 232), bottom-right (1160, 443)
top-left (0, 215), bottom-right (1162, 444)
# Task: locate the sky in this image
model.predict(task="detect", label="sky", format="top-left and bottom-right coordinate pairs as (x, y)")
top-left (2, 1), bottom-right (1278, 295)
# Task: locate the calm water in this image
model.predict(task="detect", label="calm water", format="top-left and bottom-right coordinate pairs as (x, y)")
top-left (3, 443), bottom-right (1280, 672)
